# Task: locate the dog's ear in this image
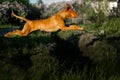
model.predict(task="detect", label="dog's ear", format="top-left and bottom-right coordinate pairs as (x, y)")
top-left (65, 3), bottom-right (71, 11)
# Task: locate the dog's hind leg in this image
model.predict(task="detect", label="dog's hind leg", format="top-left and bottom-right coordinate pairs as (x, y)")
top-left (20, 23), bottom-right (32, 36)
top-left (4, 29), bottom-right (28, 37)
top-left (4, 30), bottom-right (23, 37)
top-left (4, 23), bottom-right (31, 37)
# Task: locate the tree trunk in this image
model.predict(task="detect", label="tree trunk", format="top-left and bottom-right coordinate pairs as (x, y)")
top-left (117, 0), bottom-right (120, 16)
top-left (118, 0), bottom-right (120, 7)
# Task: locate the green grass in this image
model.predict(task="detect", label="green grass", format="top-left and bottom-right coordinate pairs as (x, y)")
top-left (0, 24), bottom-right (16, 28)
top-left (0, 18), bottom-right (120, 80)
top-left (99, 18), bottom-right (120, 38)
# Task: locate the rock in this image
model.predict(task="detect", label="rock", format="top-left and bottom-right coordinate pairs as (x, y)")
top-left (79, 33), bottom-right (97, 47)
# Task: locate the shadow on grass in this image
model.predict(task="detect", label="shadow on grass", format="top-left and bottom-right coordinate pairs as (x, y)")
top-left (0, 30), bottom-right (120, 79)
top-left (0, 34), bottom-right (54, 70)
top-left (0, 32), bottom-right (91, 71)
top-left (51, 34), bottom-right (91, 72)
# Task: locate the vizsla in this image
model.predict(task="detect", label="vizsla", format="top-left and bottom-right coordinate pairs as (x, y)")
top-left (4, 4), bottom-right (83, 37)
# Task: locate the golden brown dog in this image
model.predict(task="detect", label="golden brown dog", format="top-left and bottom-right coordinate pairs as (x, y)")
top-left (4, 4), bottom-right (83, 37)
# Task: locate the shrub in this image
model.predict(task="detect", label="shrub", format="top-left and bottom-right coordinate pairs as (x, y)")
top-left (72, 1), bottom-right (109, 25)
top-left (109, 2), bottom-right (120, 18)
top-left (0, 1), bottom-right (28, 24)
top-left (99, 18), bottom-right (120, 38)
top-left (26, 3), bottom-right (45, 20)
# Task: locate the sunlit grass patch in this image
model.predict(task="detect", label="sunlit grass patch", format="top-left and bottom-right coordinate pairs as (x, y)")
top-left (0, 24), bottom-right (18, 29)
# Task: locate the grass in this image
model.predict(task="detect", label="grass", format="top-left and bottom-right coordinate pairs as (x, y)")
top-left (0, 18), bottom-right (120, 80)
top-left (0, 24), bottom-right (18, 28)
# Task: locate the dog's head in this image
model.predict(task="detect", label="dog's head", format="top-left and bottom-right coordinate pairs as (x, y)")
top-left (60, 4), bottom-right (78, 18)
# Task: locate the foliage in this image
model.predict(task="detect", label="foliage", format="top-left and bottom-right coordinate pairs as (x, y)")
top-left (109, 6), bottom-right (120, 17)
top-left (26, 4), bottom-right (45, 20)
top-left (67, 0), bottom-right (108, 25)
top-left (0, 1), bottom-right (28, 24)
top-left (0, 0), bottom-right (30, 6)
top-left (99, 18), bottom-right (120, 38)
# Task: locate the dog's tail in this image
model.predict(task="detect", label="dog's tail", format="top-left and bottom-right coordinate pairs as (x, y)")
top-left (12, 11), bottom-right (29, 22)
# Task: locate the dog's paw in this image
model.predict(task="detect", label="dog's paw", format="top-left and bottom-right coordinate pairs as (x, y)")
top-left (78, 27), bottom-right (84, 31)
top-left (4, 32), bottom-right (11, 37)
top-left (69, 25), bottom-right (84, 31)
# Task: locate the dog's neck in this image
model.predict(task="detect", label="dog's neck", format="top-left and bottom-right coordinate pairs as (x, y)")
top-left (56, 9), bottom-right (68, 19)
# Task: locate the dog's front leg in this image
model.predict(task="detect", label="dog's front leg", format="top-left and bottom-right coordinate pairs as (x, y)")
top-left (61, 25), bottom-right (84, 31)
top-left (69, 25), bottom-right (84, 30)
top-left (60, 26), bottom-right (72, 31)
